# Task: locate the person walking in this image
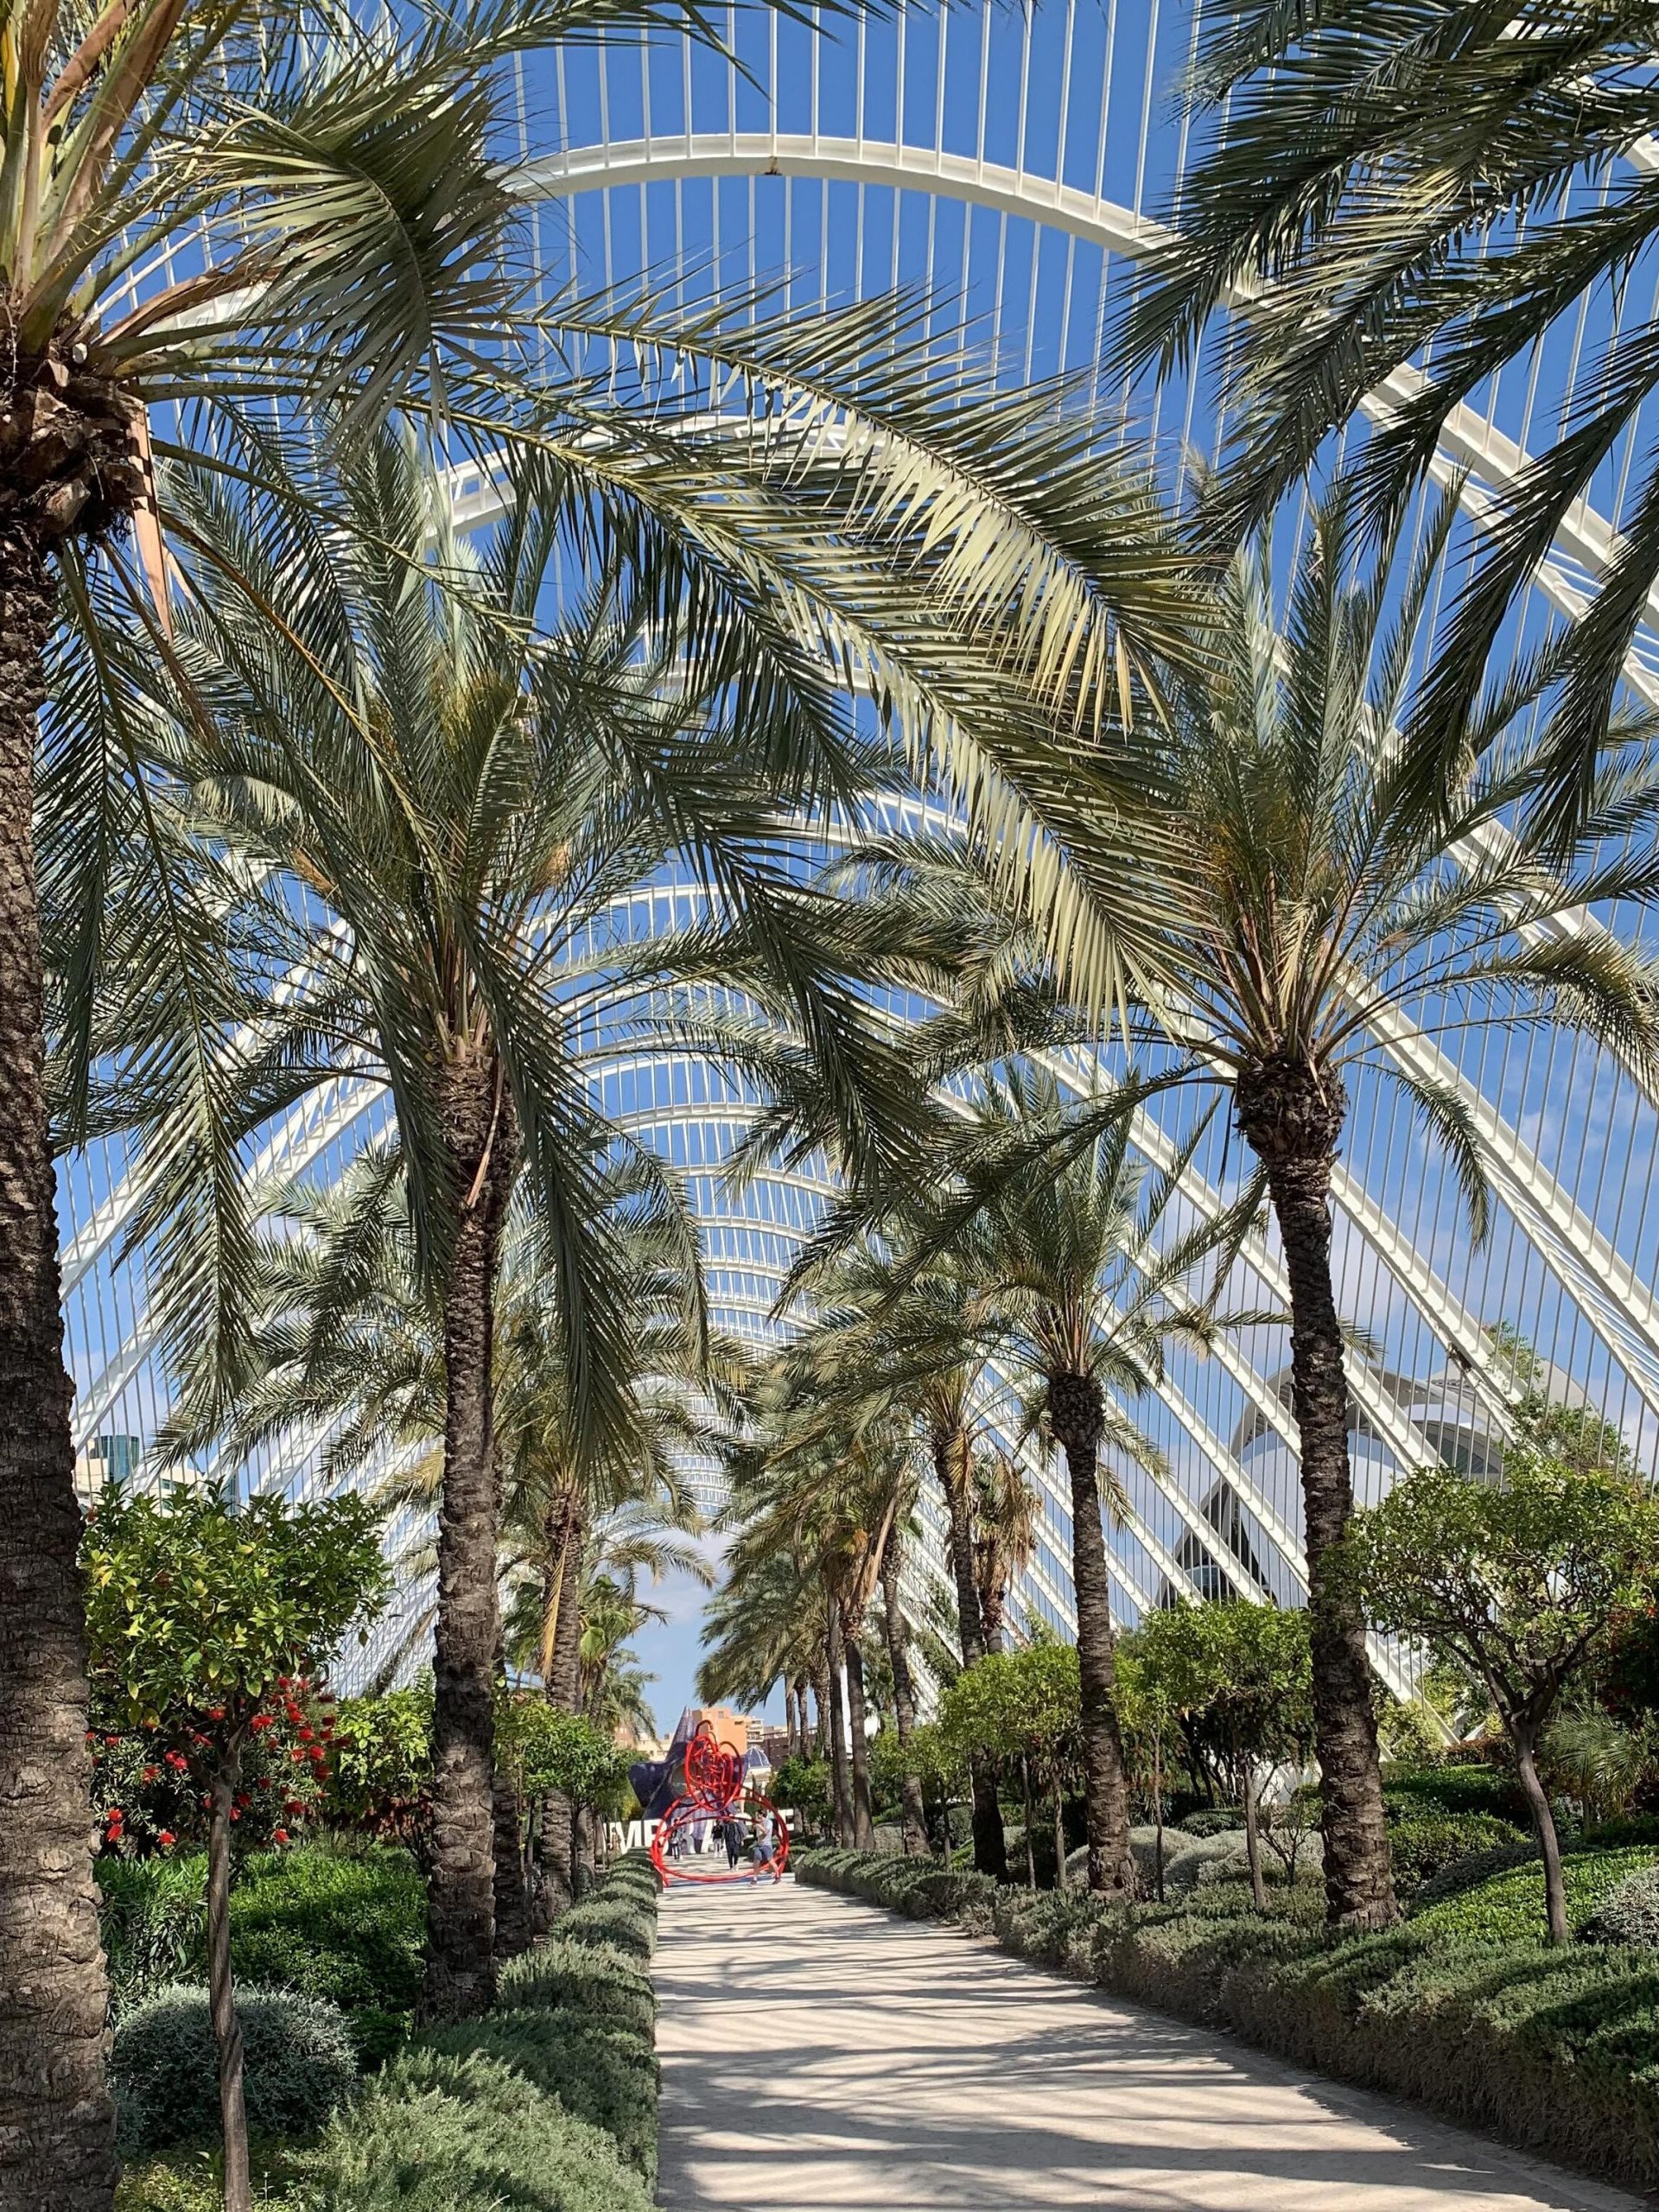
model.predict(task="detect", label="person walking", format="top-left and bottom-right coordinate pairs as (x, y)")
top-left (748, 1805), bottom-right (783, 1884)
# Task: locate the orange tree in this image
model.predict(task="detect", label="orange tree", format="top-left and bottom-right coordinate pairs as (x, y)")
top-left (82, 1484), bottom-right (385, 2212)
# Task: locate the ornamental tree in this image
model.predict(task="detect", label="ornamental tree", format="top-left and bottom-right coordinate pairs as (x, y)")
top-left (82, 1485), bottom-right (386, 2212)
top-left (941, 1647), bottom-right (1082, 1889)
top-left (1343, 1452), bottom-right (1659, 1946)
top-left (1132, 1604), bottom-right (1313, 1909)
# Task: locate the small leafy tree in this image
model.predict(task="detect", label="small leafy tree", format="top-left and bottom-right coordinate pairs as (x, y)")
top-left (940, 1648), bottom-right (1082, 1888)
top-left (1344, 1453), bottom-right (1659, 1945)
top-left (83, 1487), bottom-right (386, 2212)
top-left (328, 1688), bottom-right (436, 1846)
top-left (1132, 1605), bottom-right (1313, 1909)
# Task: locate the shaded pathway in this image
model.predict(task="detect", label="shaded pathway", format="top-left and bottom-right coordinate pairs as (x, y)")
top-left (652, 1878), bottom-right (1643, 2211)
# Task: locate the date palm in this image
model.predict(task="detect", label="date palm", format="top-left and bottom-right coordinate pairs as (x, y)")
top-left (941, 1066), bottom-right (1255, 1897)
top-left (950, 486), bottom-right (1659, 1923)
top-left (1121, 0), bottom-right (1659, 838)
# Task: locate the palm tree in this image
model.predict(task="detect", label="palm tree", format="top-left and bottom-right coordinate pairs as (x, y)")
top-left (779, 1239), bottom-right (1015, 1878)
top-left (940, 1066), bottom-right (1252, 1897)
top-left (937, 486), bottom-right (1659, 1923)
top-left (970, 1444), bottom-right (1039, 1658)
top-left (1120, 0), bottom-right (1659, 839)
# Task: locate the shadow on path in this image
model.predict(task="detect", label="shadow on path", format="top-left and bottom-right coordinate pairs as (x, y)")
top-left (651, 1878), bottom-right (1644, 2212)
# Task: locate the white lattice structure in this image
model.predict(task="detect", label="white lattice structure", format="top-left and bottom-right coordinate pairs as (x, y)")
top-left (57, 0), bottom-right (1659, 1690)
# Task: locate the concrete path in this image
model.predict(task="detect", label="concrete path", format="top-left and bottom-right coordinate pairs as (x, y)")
top-left (652, 1878), bottom-right (1646, 2212)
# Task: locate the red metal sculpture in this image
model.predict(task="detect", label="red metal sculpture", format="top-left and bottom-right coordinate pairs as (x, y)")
top-left (650, 1719), bottom-right (791, 1886)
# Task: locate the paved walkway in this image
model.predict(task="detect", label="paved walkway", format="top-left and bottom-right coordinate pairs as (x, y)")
top-left (652, 1878), bottom-right (1645, 2212)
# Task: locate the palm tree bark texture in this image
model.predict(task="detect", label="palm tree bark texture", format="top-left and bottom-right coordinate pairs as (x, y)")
top-left (423, 1056), bottom-right (517, 2020)
top-left (824, 1611), bottom-right (855, 1845)
top-left (931, 1428), bottom-right (1007, 1880)
top-left (879, 1544), bottom-right (931, 1855)
top-left (0, 521), bottom-right (122, 2202)
top-left (1045, 1370), bottom-right (1135, 1897)
top-left (533, 1487), bottom-right (585, 1926)
top-left (840, 1605), bottom-right (877, 1849)
top-left (1234, 1055), bottom-right (1396, 1929)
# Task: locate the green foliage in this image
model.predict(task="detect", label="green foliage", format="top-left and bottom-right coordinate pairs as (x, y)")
top-left (112, 1985), bottom-right (357, 2154)
top-left (1412, 1848), bottom-right (1659, 1945)
top-left (85, 1484), bottom-right (387, 1738)
top-left (327, 1690), bottom-right (433, 1841)
top-left (498, 1939), bottom-right (657, 2037)
top-left (419, 2013), bottom-right (658, 2186)
top-left (771, 1754), bottom-right (832, 1834)
top-left (498, 1697), bottom-right (630, 1808)
top-left (938, 1647), bottom-right (1081, 1778)
top-left (304, 2049), bottom-right (654, 2212)
top-left (1173, 1808), bottom-right (1243, 1838)
top-left (99, 1844), bottom-right (426, 2035)
top-left (795, 1847), bottom-right (996, 1927)
top-left (1345, 1459), bottom-right (1659, 1732)
top-left (1585, 1869), bottom-right (1659, 1948)
top-left (1386, 1815), bottom-right (1529, 1894)
top-left (1128, 1604), bottom-right (1313, 1776)
top-left (114, 2139), bottom-right (309, 2211)
top-left (1380, 1764), bottom-right (1529, 1825)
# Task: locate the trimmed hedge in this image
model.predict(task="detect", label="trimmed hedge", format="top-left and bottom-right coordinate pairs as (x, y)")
top-left (1412, 1845), bottom-right (1659, 1943)
top-left (805, 1845), bottom-right (1659, 2194)
top-left (796, 1847), bottom-right (996, 1925)
top-left (1385, 1813), bottom-right (1528, 1892)
top-left (308, 1851), bottom-right (664, 2210)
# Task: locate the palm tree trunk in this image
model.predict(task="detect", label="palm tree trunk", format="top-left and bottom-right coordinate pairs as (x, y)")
top-left (0, 538), bottom-right (119, 2212)
top-left (493, 1769), bottom-right (531, 1961)
top-left (423, 1058), bottom-right (515, 2022)
top-left (842, 1613), bottom-right (877, 1849)
top-left (825, 1613), bottom-right (854, 1845)
top-left (207, 1761), bottom-right (251, 2212)
top-left (1046, 1372), bottom-right (1135, 1897)
top-left (572, 1802), bottom-right (596, 1897)
top-left (1236, 1058), bottom-right (1396, 1930)
top-left (810, 1668), bottom-right (829, 1760)
top-left (534, 1489), bottom-right (584, 1926)
top-left (785, 1681), bottom-right (798, 1761)
top-left (879, 1543), bottom-right (930, 1857)
top-left (933, 1428), bottom-right (1006, 1880)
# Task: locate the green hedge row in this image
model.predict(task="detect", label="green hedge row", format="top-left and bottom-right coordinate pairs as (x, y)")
top-left (797, 1847), bottom-right (1659, 2194)
top-left (307, 1852), bottom-right (664, 2209)
top-left (797, 1846), bottom-right (997, 1924)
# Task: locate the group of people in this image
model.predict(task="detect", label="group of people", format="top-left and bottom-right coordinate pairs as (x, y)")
top-left (670, 1803), bottom-right (783, 1881)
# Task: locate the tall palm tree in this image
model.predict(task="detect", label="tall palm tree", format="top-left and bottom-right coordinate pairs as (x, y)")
top-left (778, 1238), bottom-right (1015, 1878)
top-left (941, 1066), bottom-right (1253, 1897)
top-left (1120, 0), bottom-right (1659, 838)
top-left (933, 486), bottom-right (1659, 1923)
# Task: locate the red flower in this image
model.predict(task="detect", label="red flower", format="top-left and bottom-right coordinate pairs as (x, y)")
top-left (165, 1751), bottom-right (188, 1771)
top-left (272, 1827), bottom-right (290, 1846)
top-left (290, 1749), bottom-right (307, 1764)
top-left (298, 1727), bottom-right (315, 1744)
top-left (276, 1677), bottom-right (291, 1692)
top-left (284, 1799), bottom-right (305, 1815)
top-left (229, 1808), bottom-right (240, 1821)
top-left (142, 1766), bottom-right (161, 1784)
top-left (85, 1730), bottom-right (96, 1744)
top-left (104, 1734), bottom-right (120, 1747)
top-left (250, 1714), bottom-right (276, 1732)
top-left (207, 1708), bottom-right (226, 1722)
top-left (156, 1831), bottom-right (177, 1848)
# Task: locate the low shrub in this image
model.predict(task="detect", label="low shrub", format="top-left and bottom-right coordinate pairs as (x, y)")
top-left (1412, 1845), bottom-right (1659, 1943)
top-left (1173, 1808), bottom-right (1243, 1838)
top-left (421, 2010), bottom-right (658, 2185)
top-left (112, 1985), bottom-right (357, 2154)
top-left (498, 1936), bottom-right (656, 2035)
top-left (1386, 1813), bottom-right (1527, 1892)
top-left (794, 1847), bottom-right (996, 1926)
top-left (114, 2140), bottom-right (309, 2211)
top-left (812, 1844), bottom-right (1659, 2192)
top-left (556, 1877), bottom-right (658, 1963)
top-left (1381, 1761), bottom-right (1529, 1826)
top-left (304, 2048), bottom-right (654, 2212)
top-left (1584, 1867), bottom-right (1659, 1947)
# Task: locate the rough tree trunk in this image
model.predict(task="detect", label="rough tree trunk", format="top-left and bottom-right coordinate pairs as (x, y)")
top-left (825, 1614), bottom-right (854, 1845)
top-left (879, 1542), bottom-right (930, 1857)
top-left (0, 530), bottom-right (120, 2212)
top-left (933, 1427), bottom-right (1006, 1881)
top-left (842, 1616), bottom-right (876, 1850)
top-left (810, 1668), bottom-right (829, 1760)
top-left (207, 1763), bottom-right (251, 2212)
top-left (1514, 1720), bottom-right (1569, 1947)
top-left (492, 1770), bottom-right (531, 1961)
top-left (533, 1488), bottom-right (584, 1929)
top-left (1236, 1056), bottom-right (1396, 1931)
top-left (1046, 1371), bottom-right (1135, 1897)
top-left (1240, 1745), bottom-right (1267, 1911)
top-left (422, 1058), bottom-right (516, 2021)
top-left (1021, 1758), bottom-right (1038, 1890)
top-left (572, 1803), bottom-right (595, 1897)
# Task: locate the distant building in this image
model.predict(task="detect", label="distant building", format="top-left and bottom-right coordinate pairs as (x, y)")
top-left (74, 1433), bottom-right (143, 1505)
